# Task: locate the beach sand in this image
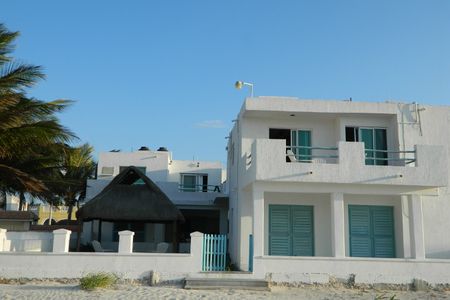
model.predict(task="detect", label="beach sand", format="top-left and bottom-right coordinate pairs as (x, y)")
top-left (0, 283), bottom-right (449, 299)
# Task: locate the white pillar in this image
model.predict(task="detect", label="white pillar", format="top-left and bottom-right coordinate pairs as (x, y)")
top-left (0, 228), bottom-right (6, 252)
top-left (118, 230), bottom-right (134, 254)
top-left (252, 186), bottom-right (264, 257)
top-left (400, 195), bottom-right (411, 258)
top-left (409, 195), bottom-right (425, 259)
top-left (331, 192), bottom-right (345, 257)
top-left (190, 231), bottom-right (204, 272)
top-left (52, 229), bottom-right (71, 253)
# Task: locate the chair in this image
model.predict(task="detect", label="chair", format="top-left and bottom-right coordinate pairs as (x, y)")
top-left (91, 240), bottom-right (114, 252)
top-left (156, 242), bottom-right (169, 253)
top-left (286, 150), bottom-right (298, 162)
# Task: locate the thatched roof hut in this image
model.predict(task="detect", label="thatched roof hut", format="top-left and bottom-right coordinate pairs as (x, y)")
top-left (77, 166), bottom-right (184, 222)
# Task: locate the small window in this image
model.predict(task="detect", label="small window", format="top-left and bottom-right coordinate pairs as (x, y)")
top-left (99, 167), bottom-right (114, 177)
top-left (180, 173), bottom-right (208, 192)
top-left (119, 166), bottom-right (146, 174)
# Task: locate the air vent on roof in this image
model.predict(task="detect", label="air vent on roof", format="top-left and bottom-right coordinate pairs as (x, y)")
top-left (139, 146), bottom-right (150, 151)
top-left (157, 147), bottom-right (168, 152)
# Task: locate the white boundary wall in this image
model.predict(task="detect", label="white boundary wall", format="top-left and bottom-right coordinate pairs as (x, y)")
top-left (254, 256), bottom-right (450, 285)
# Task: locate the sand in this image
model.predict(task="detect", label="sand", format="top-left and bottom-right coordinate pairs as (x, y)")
top-left (0, 283), bottom-right (449, 299)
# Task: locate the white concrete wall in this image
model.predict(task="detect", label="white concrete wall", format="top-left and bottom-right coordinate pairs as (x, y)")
top-left (0, 232), bottom-right (204, 281)
top-left (254, 256), bottom-right (450, 285)
top-left (3, 231), bottom-right (52, 252)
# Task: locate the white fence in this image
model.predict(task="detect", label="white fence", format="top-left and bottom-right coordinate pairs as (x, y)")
top-left (3, 231), bottom-right (53, 252)
top-left (0, 229), bottom-right (203, 281)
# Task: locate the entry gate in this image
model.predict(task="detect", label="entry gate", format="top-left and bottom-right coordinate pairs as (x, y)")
top-left (202, 234), bottom-right (227, 271)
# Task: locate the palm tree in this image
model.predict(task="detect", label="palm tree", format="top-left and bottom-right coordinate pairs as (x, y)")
top-left (50, 144), bottom-right (96, 220)
top-left (0, 24), bottom-right (75, 205)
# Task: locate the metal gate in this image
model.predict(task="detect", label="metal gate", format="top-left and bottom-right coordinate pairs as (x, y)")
top-left (202, 234), bottom-right (227, 271)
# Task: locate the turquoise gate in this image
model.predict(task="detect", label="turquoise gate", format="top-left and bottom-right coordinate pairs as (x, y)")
top-left (202, 234), bottom-right (227, 271)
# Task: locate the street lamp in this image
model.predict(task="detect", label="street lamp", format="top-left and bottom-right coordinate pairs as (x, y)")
top-left (235, 81), bottom-right (254, 97)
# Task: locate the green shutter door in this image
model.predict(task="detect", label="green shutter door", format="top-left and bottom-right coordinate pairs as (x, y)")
top-left (269, 205), bottom-right (314, 256)
top-left (374, 129), bottom-right (387, 166)
top-left (292, 206), bottom-right (314, 256)
top-left (269, 205), bottom-right (291, 256)
top-left (349, 205), bottom-right (395, 258)
top-left (349, 206), bottom-right (372, 257)
top-left (372, 206), bottom-right (395, 257)
top-left (360, 129), bottom-right (375, 165)
top-left (291, 130), bottom-right (312, 161)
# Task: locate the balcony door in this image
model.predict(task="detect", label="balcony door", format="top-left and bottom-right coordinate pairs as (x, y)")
top-left (291, 130), bottom-right (312, 162)
top-left (346, 127), bottom-right (387, 165)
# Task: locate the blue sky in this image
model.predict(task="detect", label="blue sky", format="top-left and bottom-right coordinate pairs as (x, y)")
top-left (2, 1), bottom-right (450, 165)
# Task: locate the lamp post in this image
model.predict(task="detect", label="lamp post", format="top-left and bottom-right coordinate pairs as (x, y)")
top-left (235, 81), bottom-right (254, 97)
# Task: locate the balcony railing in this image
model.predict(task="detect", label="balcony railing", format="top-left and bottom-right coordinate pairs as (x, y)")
top-left (286, 145), bottom-right (416, 166)
top-left (286, 145), bottom-right (338, 163)
top-left (178, 184), bottom-right (221, 193)
top-left (364, 149), bottom-right (416, 166)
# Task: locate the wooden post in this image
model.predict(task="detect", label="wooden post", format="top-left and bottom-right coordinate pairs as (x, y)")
top-left (98, 219), bottom-right (102, 242)
top-left (76, 218), bottom-right (83, 252)
top-left (172, 220), bottom-right (178, 253)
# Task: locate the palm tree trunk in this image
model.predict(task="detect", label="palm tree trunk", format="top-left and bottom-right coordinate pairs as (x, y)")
top-left (67, 203), bottom-right (73, 220)
top-left (19, 192), bottom-right (25, 211)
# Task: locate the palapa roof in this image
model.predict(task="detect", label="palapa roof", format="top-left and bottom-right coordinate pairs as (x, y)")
top-left (77, 166), bottom-right (184, 222)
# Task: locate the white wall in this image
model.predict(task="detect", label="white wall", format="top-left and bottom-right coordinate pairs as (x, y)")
top-left (3, 231), bottom-right (52, 252)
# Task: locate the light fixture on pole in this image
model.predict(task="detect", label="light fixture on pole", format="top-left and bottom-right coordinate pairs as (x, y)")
top-left (235, 81), bottom-right (254, 97)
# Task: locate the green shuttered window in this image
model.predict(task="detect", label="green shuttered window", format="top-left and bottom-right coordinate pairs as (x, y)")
top-left (349, 205), bottom-right (395, 258)
top-left (269, 205), bottom-right (314, 256)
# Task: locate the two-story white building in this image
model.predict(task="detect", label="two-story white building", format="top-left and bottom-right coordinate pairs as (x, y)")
top-left (84, 147), bottom-right (227, 252)
top-left (227, 97), bottom-right (450, 283)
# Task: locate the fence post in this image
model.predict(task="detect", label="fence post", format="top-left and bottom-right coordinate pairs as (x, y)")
top-left (190, 231), bottom-right (204, 272)
top-left (0, 228), bottom-right (6, 252)
top-left (52, 229), bottom-right (71, 253)
top-left (118, 230), bottom-right (134, 254)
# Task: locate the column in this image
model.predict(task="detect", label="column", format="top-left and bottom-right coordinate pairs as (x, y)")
top-left (331, 193), bottom-right (345, 257)
top-left (0, 228), bottom-right (6, 252)
top-left (190, 231), bottom-right (204, 272)
top-left (52, 229), bottom-right (71, 253)
top-left (409, 195), bottom-right (425, 259)
top-left (252, 186), bottom-right (264, 257)
top-left (118, 230), bottom-right (134, 254)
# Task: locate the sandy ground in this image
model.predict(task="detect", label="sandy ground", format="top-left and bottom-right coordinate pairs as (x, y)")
top-left (0, 283), bottom-right (449, 300)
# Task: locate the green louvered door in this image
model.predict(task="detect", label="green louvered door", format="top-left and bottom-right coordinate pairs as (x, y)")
top-left (349, 205), bottom-right (395, 258)
top-left (269, 205), bottom-right (314, 256)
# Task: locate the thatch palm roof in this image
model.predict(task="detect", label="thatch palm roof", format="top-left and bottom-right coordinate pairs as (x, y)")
top-left (77, 166), bottom-right (184, 222)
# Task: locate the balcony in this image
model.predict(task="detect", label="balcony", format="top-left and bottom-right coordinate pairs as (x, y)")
top-left (243, 139), bottom-right (447, 188)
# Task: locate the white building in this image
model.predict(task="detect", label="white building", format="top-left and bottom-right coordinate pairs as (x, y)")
top-left (227, 96), bottom-right (450, 282)
top-left (84, 147), bottom-right (227, 252)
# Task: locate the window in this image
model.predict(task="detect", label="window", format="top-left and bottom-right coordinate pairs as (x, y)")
top-left (345, 127), bottom-right (387, 165)
top-left (99, 166), bottom-right (114, 178)
top-left (269, 205), bottom-right (314, 256)
top-left (269, 128), bottom-right (311, 162)
top-left (349, 205), bottom-right (395, 258)
top-left (180, 173), bottom-right (208, 192)
top-left (119, 166), bottom-right (146, 174)
top-left (113, 222), bottom-right (145, 242)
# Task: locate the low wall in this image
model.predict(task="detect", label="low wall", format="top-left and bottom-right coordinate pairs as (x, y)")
top-left (254, 256), bottom-right (450, 285)
top-left (0, 252), bottom-right (195, 281)
top-left (3, 231), bottom-right (52, 252)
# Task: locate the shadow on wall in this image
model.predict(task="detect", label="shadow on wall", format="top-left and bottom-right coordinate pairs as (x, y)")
top-left (426, 251), bottom-right (450, 259)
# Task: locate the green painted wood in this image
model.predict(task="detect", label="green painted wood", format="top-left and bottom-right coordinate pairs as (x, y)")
top-left (349, 205), bottom-right (395, 258)
top-left (202, 234), bottom-right (227, 271)
top-left (269, 205), bottom-right (314, 256)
